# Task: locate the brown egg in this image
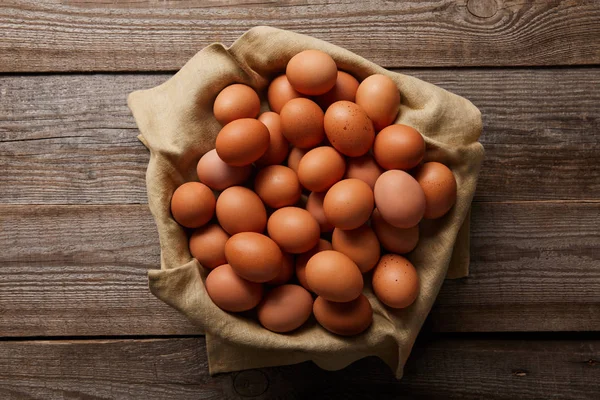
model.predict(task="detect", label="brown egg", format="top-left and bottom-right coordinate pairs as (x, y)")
top-left (372, 254), bottom-right (419, 309)
top-left (296, 239), bottom-right (333, 291)
top-left (315, 71), bottom-right (360, 110)
top-left (205, 264), bottom-right (263, 312)
top-left (268, 75), bottom-right (304, 113)
top-left (332, 225), bottom-right (380, 273)
top-left (267, 253), bottom-right (294, 285)
top-left (313, 294), bottom-right (372, 336)
top-left (257, 284), bottom-right (313, 333)
top-left (323, 179), bottom-right (374, 230)
top-left (196, 149), bottom-right (252, 191)
top-left (286, 50), bottom-right (338, 95)
top-left (225, 232), bottom-right (282, 283)
top-left (189, 224), bottom-right (230, 270)
top-left (371, 209), bottom-right (419, 254)
top-left (414, 162), bottom-right (458, 219)
top-left (170, 182), bottom-right (215, 228)
top-left (324, 101), bottom-right (375, 157)
top-left (280, 98), bottom-right (325, 148)
top-left (267, 207), bottom-right (320, 253)
top-left (215, 118), bottom-right (270, 166)
top-left (305, 191), bottom-right (334, 232)
top-left (355, 74), bottom-right (400, 131)
top-left (305, 250), bottom-right (363, 302)
top-left (213, 84), bottom-right (261, 126)
top-left (254, 165), bottom-right (301, 209)
top-left (216, 186), bottom-right (267, 235)
top-left (373, 124), bottom-right (425, 170)
top-left (255, 112), bottom-right (289, 166)
top-left (297, 146), bottom-right (346, 192)
top-left (374, 170), bottom-right (425, 229)
top-left (287, 147), bottom-right (307, 173)
top-left (345, 154), bottom-right (384, 190)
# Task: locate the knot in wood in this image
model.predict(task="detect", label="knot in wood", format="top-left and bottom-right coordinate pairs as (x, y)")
top-left (467, 0), bottom-right (499, 18)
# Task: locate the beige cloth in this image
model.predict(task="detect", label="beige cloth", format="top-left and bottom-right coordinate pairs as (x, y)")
top-left (128, 26), bottom-right (484, 379)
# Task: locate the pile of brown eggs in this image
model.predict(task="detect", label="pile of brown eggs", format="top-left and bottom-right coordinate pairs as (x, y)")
top-left (170, 50), bottom-right (457, 336)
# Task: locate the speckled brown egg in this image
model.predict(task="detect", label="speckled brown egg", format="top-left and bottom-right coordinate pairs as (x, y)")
top-left (371, 208), bottom-right (419, 254)
top-left (372, 254), bottom-right (419, 309)
top-left (313, 294), bottom-right (372, 336)
top-left (213, 84), bottom-right (261, 126)
top-left (287, 147), bottom-right (307, 173)
top-left (280, 98), bottom-right (325, 148)
top-left (414, 162), bottom-right (457, 219)
top-left (374, 170), bottom-right (425, 229)
top-left (257, 284), bottom-right (313, 333)
top-left (345, 153), bottom-right (384, 190)
top-left (205, 264), bottom-right (263, 312)
top-left (355, 74), bottom-right (400, 131)
top-left (254, 165), bottom-right (301, 209)
top-left (323, 179), bottom-right (374, 230)
top-left (332, 224), bottom-right (380, 273)
top-left (268, 75), bottom-right (304, 113)
top-left (373, 124), bottom-right (425, 170)
top-left (189, 224), bottom-right (230, 270)
top-left (267, 253), bottom-right (294, 285)
top-left (305, 191), bottom-right (334, 233)
top-left (225, 232), bottom-right (283, 283)
top-left (305, 250), bottom-right (363, 302)
top-left (170, 182), bottom-right (215, 228)
top-left (295, 239), bottom-right (332, 291)
top-left (216, 186), bottom-right (267, 235)
top-left (215, 118), bottom-right (270, 166)
top-left (315, 71), bottom-right (360, 110)
top-left (196, 149), bottom-right (252, 191)
top-left (297, 146), bottom-right (346, 192)
top-left (324, 101), bottom-right (375, 157)
top-left (286, 50), bottom-right (338, 96)
top-left (256, 112), bottom-right (289, 166)
top-left (267, 207), bottom-right (320, 254)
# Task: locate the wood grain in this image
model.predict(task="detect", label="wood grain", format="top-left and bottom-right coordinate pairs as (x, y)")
top-left (1, 68), bottom-right (598, 204)
top-left (0, 337), bottom-right (597, 399)
top-left (0, 0), bottom-right (599, 72)
top-left (0, 202), bottom-right (597, 337)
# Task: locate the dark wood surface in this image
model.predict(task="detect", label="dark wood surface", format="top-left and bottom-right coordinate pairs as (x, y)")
top-left (1, 0), bottom-right (599, 398)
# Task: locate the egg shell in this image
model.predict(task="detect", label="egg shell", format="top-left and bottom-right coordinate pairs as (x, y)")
top-left (267, 75), bottom-right (304, 113)
top-left (189, 224), bottom-right (230, 270)
top-left (323, 179), bottom-right (374, 230)
top-left (267, 207), bottom-right (320, 254)
top-left (295, 239), bottom-right (333, 291)
top-left (205, 264), bottom-right (263, 312)
top-left (332, 224), bottom-right (380, 273)
top-left (315, 71), bottom-right (360, 110)
top-left (313, 294), bottom-right (372, 336)
top-left (196, 149), bottom-right (252, 191)
top-left (414, 162), bottom-right (458, 219)
top-left (267, 253), bottom-right (295, 285)
top-left (225, 232), bottom-right (283, 283)
top-left (254, 165), bottom-right (301, 209)
top-left (373, 124), bottom-right (425, 170)
top-left (371, 208), bottom-right (419, 254)
top-left (213, 84), bottom-right (261, 125)
top-left (170, 182), bottom-right (216, 228)
top-left (286, 50), bottom-right (338, 96)
top-left (215, 118), bottom-right (270, 166)
top-left (280, 98), bottom-right (325, 148)
top-left (216, 186), bottom-right (267, 235)
top-left (324, 101), bottom-right (375, 157)
top-left (355, 74), bottom-right (400, 131)
top-left (297, 146), bottom-right (346, 192)
top-left (372, 254), bottom-right (419, 309)
top-left (374, 170), bottom-right (425, 229)
top-left (287, 147), bottom-right (307, 173)
top-left (305, 191), bottom-right (334, 232)
top-left (257, 284), bottom-right (313, 333)
top-left (256, 112), bottom-right (290, 166)
top-left (305, 250), bottom-right (363, 302)
top-left (345, 154), bottom-right (384, 190)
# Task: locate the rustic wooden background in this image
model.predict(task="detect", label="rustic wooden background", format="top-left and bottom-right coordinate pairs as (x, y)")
top-left (1, 0), bottom-right (599, 398)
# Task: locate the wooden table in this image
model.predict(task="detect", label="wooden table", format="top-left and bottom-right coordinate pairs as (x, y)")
top-left (1, 1), bottom-right (599, 398)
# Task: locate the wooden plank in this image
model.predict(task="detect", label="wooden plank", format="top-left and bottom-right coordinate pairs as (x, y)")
top-left (1, 68), bottom-right (598, 204)
top-left (1, 0), bottom-right (599, 72)
top-left (0, 337), bottom-right (597, 399)
top-left (0, 202), bottom-right (597, 337)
